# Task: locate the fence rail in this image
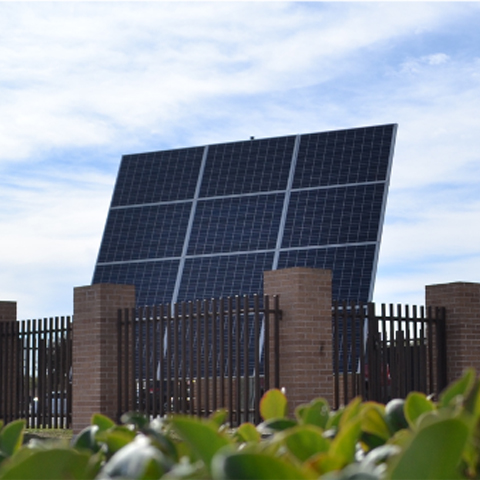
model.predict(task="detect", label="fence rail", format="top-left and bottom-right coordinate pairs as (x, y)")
top-left (0, 298), bottom-right (450, 429)
top-left (0, 317), bottom-right (72, 428)
top-left (332, 302), bottom-right (447, 407)
top-left (117, 294), bottom-right (281, 426)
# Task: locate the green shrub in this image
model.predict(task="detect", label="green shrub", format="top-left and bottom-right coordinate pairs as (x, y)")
top-left (1, 368), bottom-right (480, 479)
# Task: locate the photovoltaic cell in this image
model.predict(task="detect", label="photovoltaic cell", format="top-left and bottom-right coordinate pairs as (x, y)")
top-left (111, 147), bottom-right (204, 207)
top-left (93, 124), bottom-right (397, 306)
top-left (179, 253), bottom-right (275, 302)
top-left (200, 136), bottom-right (294, 197)
top-left (188, 194), bottom-right (284, 256)
top-left (92, 260), bottom-right (180, 306)
top-left (277, 245), bottom-right (376, 301)
top-left (97, 203), bottom-right (191, 263)
top-left (282, 184), bottom-right (384, 249)
top-left (293, 125), bottom-right (394, 188)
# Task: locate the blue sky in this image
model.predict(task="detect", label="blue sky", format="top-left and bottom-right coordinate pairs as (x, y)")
top-left (1, 2), bottom-right (479, 319)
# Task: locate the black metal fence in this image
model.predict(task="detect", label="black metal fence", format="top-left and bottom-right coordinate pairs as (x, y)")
top-left (117, 294), bottom-right (281, 426)
top-left (0, 317), bottom-right (72, 428)
top-left (332, 302), bottom-right (447, 407)
top-left (0, 299), bottom-right (450, 428)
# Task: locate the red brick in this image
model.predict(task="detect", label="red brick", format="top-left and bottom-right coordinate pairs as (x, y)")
top-left (0, 302), bottom-right (16, 322)
top-left (264, 268), bottom-right (333, 415)
top-left (426, 282), bottom-right (480, 384)
top-left (72, 284), bottom-right (135, 433)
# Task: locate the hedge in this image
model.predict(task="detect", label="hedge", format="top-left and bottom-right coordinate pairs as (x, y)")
top-left (0, 368), bottom-right (480, 479)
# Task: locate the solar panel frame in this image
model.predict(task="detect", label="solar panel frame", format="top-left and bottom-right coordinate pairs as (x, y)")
top-left (93, 123), bottom-right (397, 305)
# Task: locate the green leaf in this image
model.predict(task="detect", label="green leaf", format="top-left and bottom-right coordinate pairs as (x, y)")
top-left (144, 431), bottom-right (178, 463)
top-left (257, 418), bottom-right (297, 433)
top-left (95, 427), bottom-right (137, 456)
top-left (169, 416), bottom-right (232, 472)
top-left (439, 367), bottom-right (476, 408)
top-left (306, 451), bottom-right (343, 475)
top-left (100, 435), bottom-right (171, 479)
top-left (235, 423), bottom-right (260, 443)
top-left (388, 417), bottom-right (470, 479)
top-left (323, 462), bottom-right (382, 480)
top-left (359, 431), bottom-right (386, 450)
top-left (120, 412), bottom-right (150, 430)
top-left (295, 398), bottom-right (330, 429)
top-left (0, 420), bottom-right (25, 457)
top-left (162, 460), bottom-right (208, 479)
top-left (259, 389), bottom-right (288, 420)
top-left (211, 450), bottom-right (314, 480)
top-left (0, 448), bottom-right (91, 480)
top-left (339, 396), bottom-right (362, 430)
top-left (385, 398), bottom-right (409, 433)
top-left (464, 379), bottom-right (480, 418)
top-left (362, 444), bottom-right (401, 467)
top-left (92, 414), bottom-right (116, 432)
top-left (282, 425), bottom-right (330, 463)
top-left (326, 408), bottom-right (344, 431)
top-left (208, 409), bottom-right (228, 431)
top-left (329, 417), bottom-right (362, 466)
top-left (72, 425), bottom-right (100, 453)
top-left (385, 427), bottom-right (413, 450)
top-left (404, 392), bottom-right (435, 428)
top-left (361, 405), bottom-right (391, 441)
top-left (146, 418), bottom-right (179, 461)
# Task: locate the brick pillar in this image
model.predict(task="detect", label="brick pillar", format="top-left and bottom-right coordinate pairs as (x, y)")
top-left (426, 281), bottom-right (480, 384)
top-left (0, 301), bottom-right (17, 420)
top-left (73, 284), bottom-right (135, 433)
top-left (0, 301), bottom-right (16, 322)
top-left (264, 267), bottom-right (333, 415)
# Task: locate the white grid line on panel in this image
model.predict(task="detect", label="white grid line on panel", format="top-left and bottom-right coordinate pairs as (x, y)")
top-left (110, 198), bottom-right (192, 211)
top-left (272, 134), bottom-right (301, 270)
top-left (171, 145), bottom-right (210, 306)
top-left (108, 180), bottom-right (386, 211)
top-left (96, 241), bottom-right (378, 267)
top-left (93, 125), bottom-right (397, 304)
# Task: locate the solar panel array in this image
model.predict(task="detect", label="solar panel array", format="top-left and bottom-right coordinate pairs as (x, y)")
top-left (93, 124), bottom-right (397, 306)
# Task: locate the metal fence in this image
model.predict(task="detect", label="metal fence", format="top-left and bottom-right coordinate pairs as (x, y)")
top-left (117, 294), bottom-right (281, 426)
top-left (0, 317), bottom-right (72, 428)
top-left (332, 302), bottom-right (447, 407)
top-left (0, 298), bottom-right (451, 428)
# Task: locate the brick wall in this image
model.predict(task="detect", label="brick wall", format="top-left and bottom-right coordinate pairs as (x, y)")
top-left (0, 301), bottom-right (16, 322)
top-left (264, 267), bottom-right (334, 414)
top-left (0, 301), bottom-right (18, 420)
top-left (426, 281), bottom-right (480, 384)
top-left (73, 284), bottom-right (135, 433)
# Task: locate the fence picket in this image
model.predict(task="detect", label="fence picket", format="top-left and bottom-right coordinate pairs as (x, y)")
top-left (0, 316), bottom-right (72, 428)
top-left (332, 302), bottom-right (447, 406)
top-left (115, 295), bottom-right (279, 426)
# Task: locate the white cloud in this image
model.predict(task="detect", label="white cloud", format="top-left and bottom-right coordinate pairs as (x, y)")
top-left (0, 2), bottom-right (470, 163)
top-left (1, 1), bottom-right (480, 316)
top-left (426, 53), bottom-right (450, 65)
top-left (399, 53), bottom-right (451, 74)
top-left (0, 168), bottom-right (113, 318)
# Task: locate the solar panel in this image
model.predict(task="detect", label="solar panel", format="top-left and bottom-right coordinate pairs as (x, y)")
top-left (93, 124), bottom-right (397, 306)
